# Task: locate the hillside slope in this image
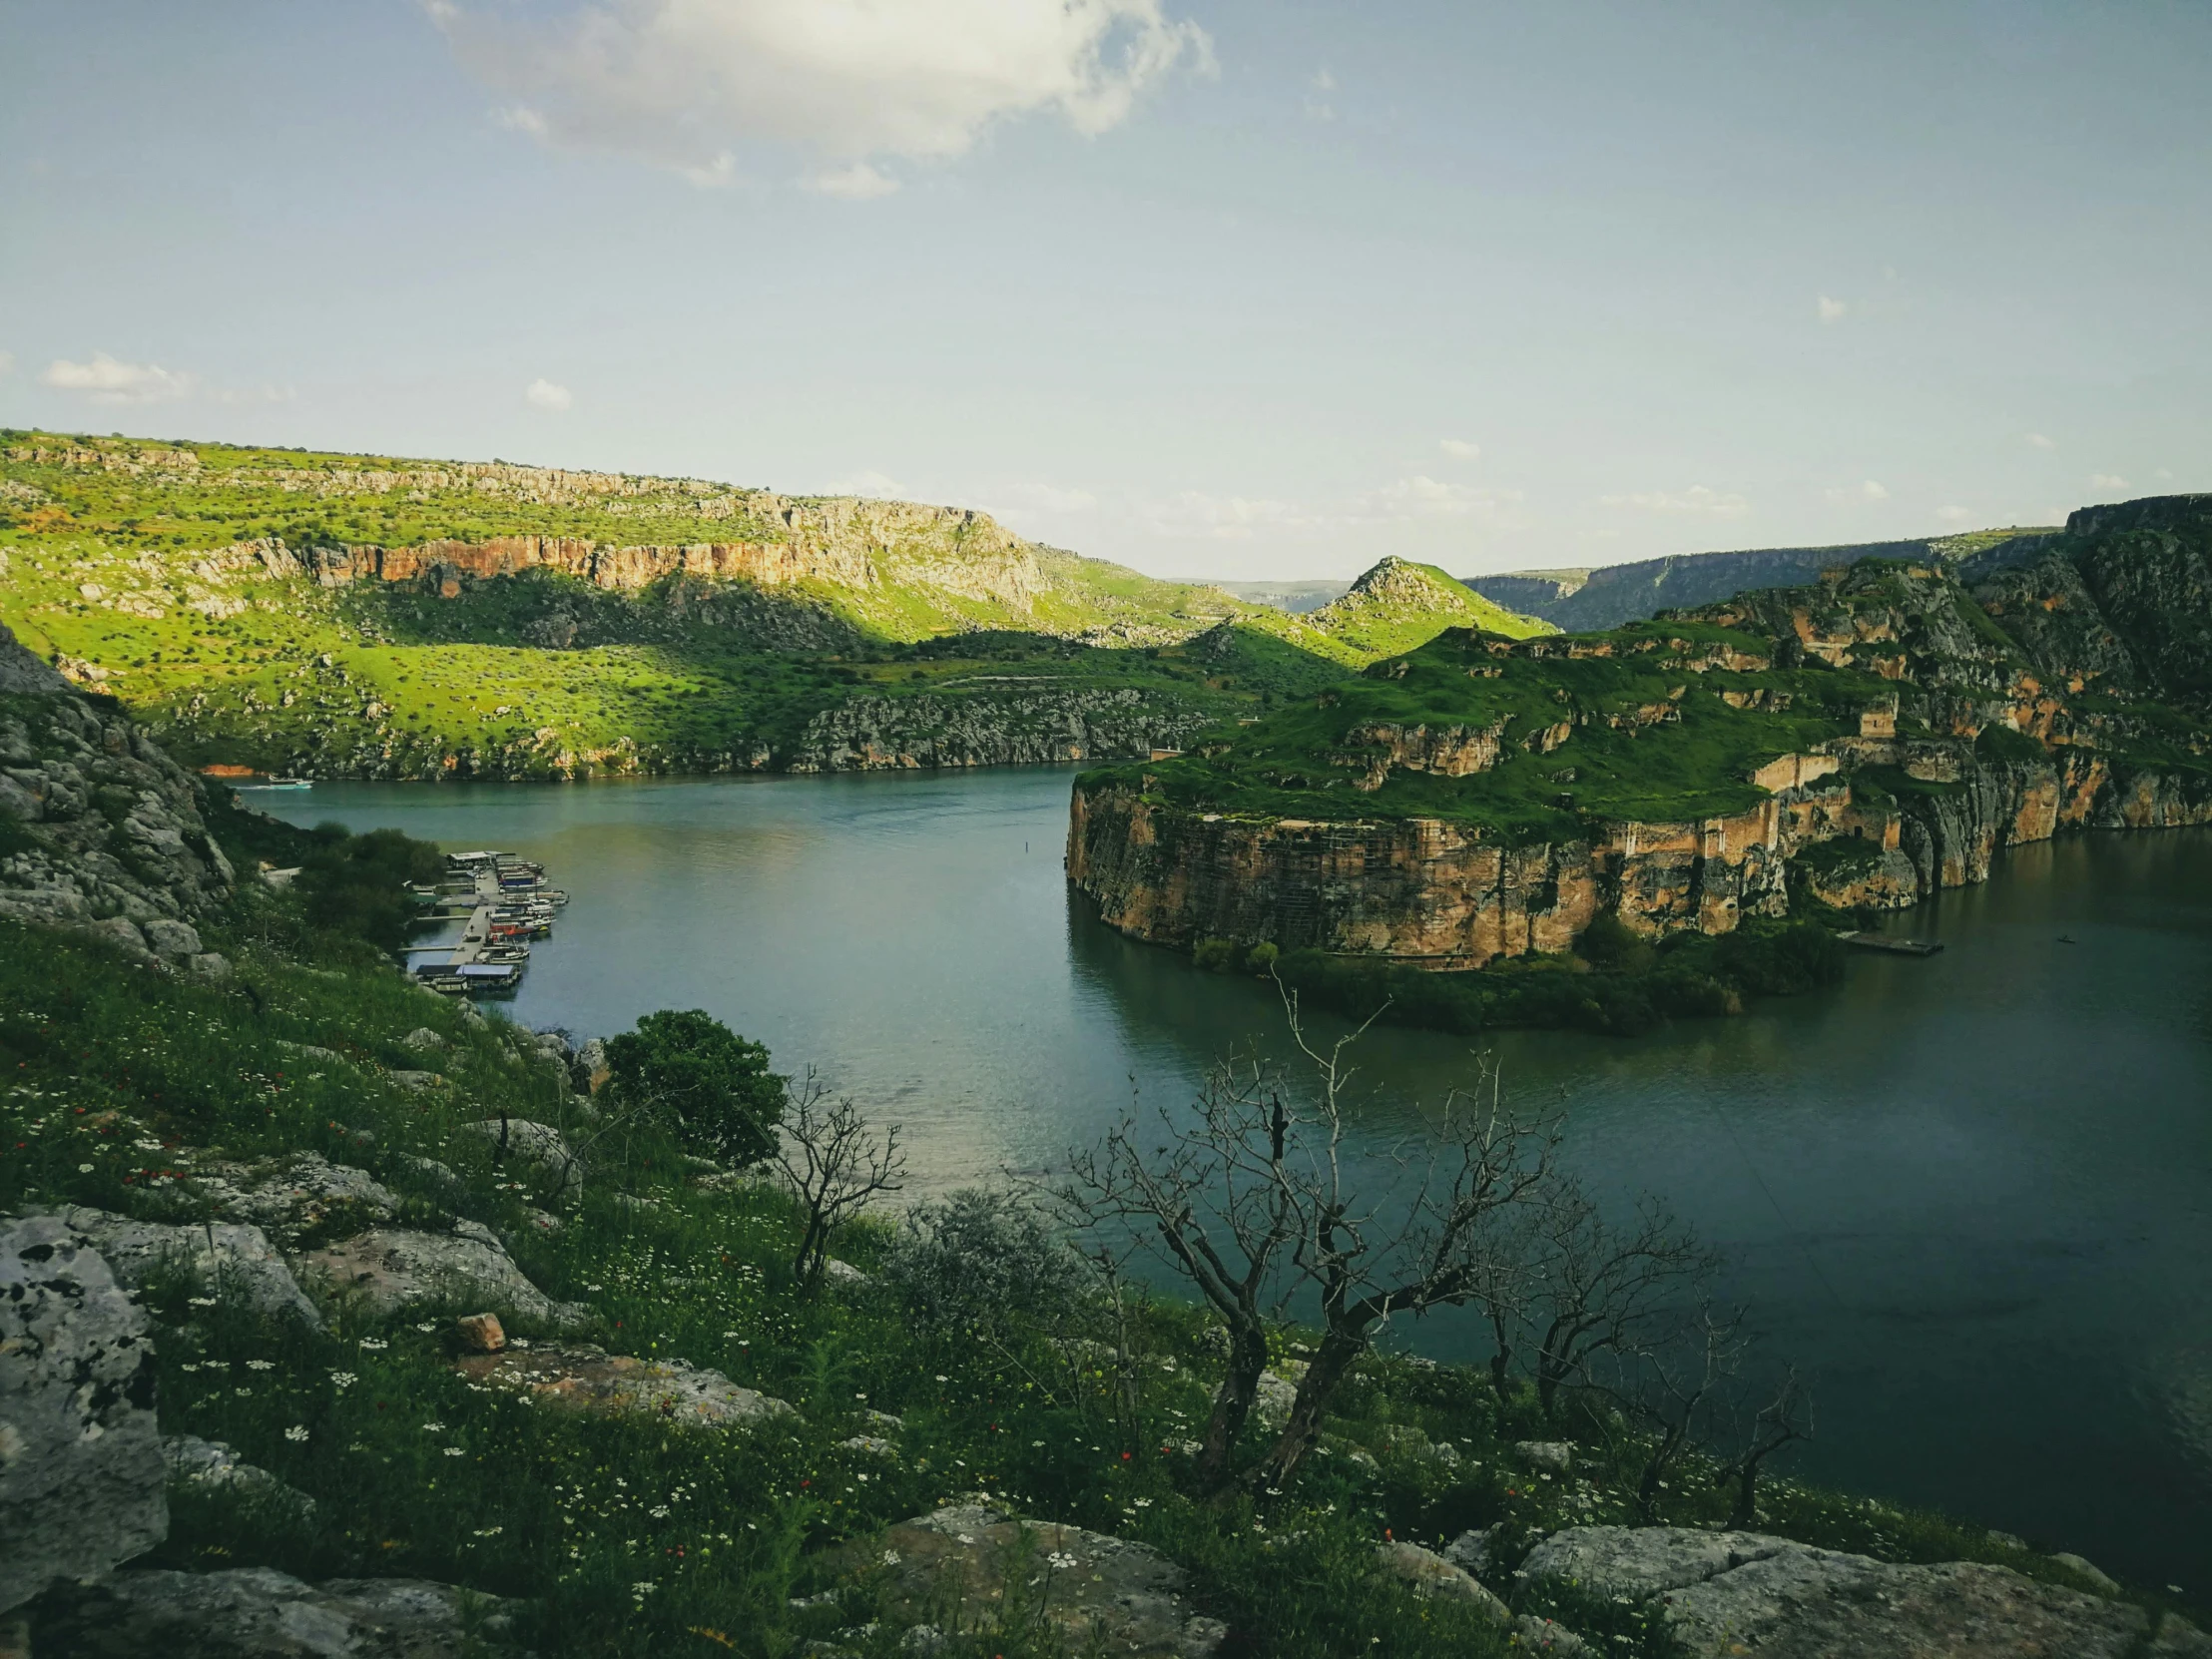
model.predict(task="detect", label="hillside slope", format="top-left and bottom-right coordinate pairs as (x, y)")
top-left (1465, 527), bottom-right (2051, 632)
top-left (1071, 496), bottom-right (2212, 977)
top-left (0, 434), bottom-right (1547, 781)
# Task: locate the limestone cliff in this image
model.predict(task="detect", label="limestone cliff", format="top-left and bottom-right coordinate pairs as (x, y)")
top-left (1070, 509), bottom-right (2212, 968)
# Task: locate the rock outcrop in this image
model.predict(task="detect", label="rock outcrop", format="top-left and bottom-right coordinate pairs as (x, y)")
top-left (1516, 1526), bottom-right (2208, 1659)
top-left (292, 1226), bottom-right (588, 1330)
top-left (0, 1216), bottom-right (167, 1616)
top-left (455, 1344), bottom-right (797, 1428)
top-left (0, 685), bottom-right (237, 936)
top-left (32, 1567), bottom-right (519, 1658)
top-left (45, 1206), bottom-right (322, 1330)
top-left (790, 688), bottom-right (1212, 773)
top-left (873, 1504), bottom-right (1226, 1658)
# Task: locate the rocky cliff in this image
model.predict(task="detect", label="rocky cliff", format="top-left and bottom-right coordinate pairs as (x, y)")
top-left (1070, 509), bottom-right (2212, 967)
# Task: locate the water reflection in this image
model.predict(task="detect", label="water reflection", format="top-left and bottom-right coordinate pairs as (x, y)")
top-left (267, 775), bottom-right (2212, 1589)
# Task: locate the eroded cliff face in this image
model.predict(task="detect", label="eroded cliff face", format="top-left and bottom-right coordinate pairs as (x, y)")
top-left (788, 690), bottom-right (1210, 774)
top-left (1068, 740), bottom-right (2212, 968)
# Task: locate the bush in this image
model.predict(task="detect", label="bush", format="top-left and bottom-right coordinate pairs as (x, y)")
top-left (880, 1188), bottom-right (1087, 1338)
top-left (604, 1009), bottom-right (787, 1169)
top-left (1246, 940), bottom-right (1280, 973)
top-left (1575, 911), bottom-right (1655, 973)
top-left (293, 824), bottom-right (446, 951)
top-left (1192, 936), bottom-right (1239, 972)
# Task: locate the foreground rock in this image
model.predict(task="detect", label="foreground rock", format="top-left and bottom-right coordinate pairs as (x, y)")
top-left (293, 1226), bottom-right (587, 1331)
top-left (453, 1118), bottom-right (585, 1198)
top-left (163, 1435), bottom-right (316, 1519)
top-left (1518, 1526), bottom-right (2207, 1659)
top-left (188, 1153), bottom-right (400, 1248)
top-left (32, 1567), bottom-right (517, 1657)
top-left (873, 1504), bottom-right (1225, 1658)
top-left (455, 1344), bottom-right (796, 1428)
top-left (0, 1217), bottom-right (167, 1615)
top-left (39, 1204), bottom-right (321, 1329)
top-left (1374, 1540), bottom-right (1510, 1623)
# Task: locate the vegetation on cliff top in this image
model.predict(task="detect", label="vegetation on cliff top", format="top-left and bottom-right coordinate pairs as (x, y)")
top-left (0, 431), bottom-right (1551, 778)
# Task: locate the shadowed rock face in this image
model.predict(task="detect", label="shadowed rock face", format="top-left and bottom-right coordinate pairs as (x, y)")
top-left (0, 1216), bottom-right (167, 1615)
top-left (873, 1504), bottom-right (1227, 1659)
top-left (0, 620), bottom-right (69, 694)
top-left (31, 1566), bottom-right (518, 1658)
top-left (1516, 1526), bottom-right (2208, 1659)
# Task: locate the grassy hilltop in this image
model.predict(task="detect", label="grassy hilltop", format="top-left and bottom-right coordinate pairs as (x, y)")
top-left (0, 432), bottom-right (1546, 779)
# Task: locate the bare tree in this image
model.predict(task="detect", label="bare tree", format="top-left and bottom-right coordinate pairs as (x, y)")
top-left (1599, 1300), bottom-right (1744, 1520)
top-left (1725, 1364), bottom-right (1814, 1527)
top-left (775, 1071), bottom-right (905, 1290)
top-left (1527, 1181), bottom-right (1717, 1422)
top-left (1060, 1054), bottom-right (1304, 1490)
top-left (1062, 990), bottom-right (1557, 1494)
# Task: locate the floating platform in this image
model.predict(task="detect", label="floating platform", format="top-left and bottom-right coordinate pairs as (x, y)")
top-left (1839, 931), bottom-right (1945, 957)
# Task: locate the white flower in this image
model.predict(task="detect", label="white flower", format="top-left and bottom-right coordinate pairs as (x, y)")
top-left (881, 1548), bottom-right (901, 1566)
top-left (1132, 1497), bottom-right (1152, 1507)
top-left (422, 1421), bottom-right (444, 1432)
top-left (188, 1297), bottom-right (218, 1308)
top-left (1047, 1551), bottom-right (1078, 1569)
top-left (414, 1322), bottom-right (436, 1333)
top-left (358, 1338), bottom-right (388, 1351)
top-left (330, 1372), bottom-right (357, 1389)
top-left (443, 1446), bottom-right (465, 1457)
top-left (631, 1581), bottom-right (657, 1595)
top-left (246, 1360), bottom-right (275, 1372)
top-left (284, 1425), bottom-right (308, 1442)
top-left (78, 1162), bottom-right (94, 1173)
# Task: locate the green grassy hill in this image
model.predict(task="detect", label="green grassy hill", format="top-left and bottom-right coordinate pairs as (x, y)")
top-left (0, 432), bottom-right (1548, 778)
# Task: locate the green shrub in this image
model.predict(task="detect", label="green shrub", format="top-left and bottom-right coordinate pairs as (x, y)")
top-left (1246, 940), bottom-right (1280, 973)
top-left (1192, 936), bottom-right (1239, 972)
top-left (604, 1007), bottom-right (787, 1168)
top-left (1574, 911), bottom-right (1655, 973)
top-left (880, 1188), bottom-right (1087, 1338)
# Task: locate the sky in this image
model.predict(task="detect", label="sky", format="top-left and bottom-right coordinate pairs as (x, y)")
top-left (2, 0), bottom-right (2208, 581)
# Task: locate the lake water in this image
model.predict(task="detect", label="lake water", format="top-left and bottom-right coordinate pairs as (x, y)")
top-left (262, 769), bottom-right (2212, 1591)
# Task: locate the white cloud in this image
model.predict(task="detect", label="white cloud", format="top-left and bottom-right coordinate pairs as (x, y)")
top-left (1142, 474), bottom-right (1518, 540)
top-left (1437, 437), bottom-right (1480, 461)
top-left (207, 383), bottom-right (296, 405)
top-left (433, 0), bottom-right (1213, 189)
top-left (1304, 66), bottom-right (1335, 120)
top-left (1823, 479), bottom-right (1890, 505)
top-left (1601, 484), bottom-right (1750, 518)
top-left (2023, 431), bottom-right (2055, 450)
top-left (2088, 473), bottom-right (2129, 491)
top-left (526, 378), bottom-right (574, 411)
top-left (809, 161), bottom-right (898, 199)
top-left (40, 352), bottom-right (194, 404)
top-left (1816, 294), bottom-right (1848, 323)
top-left (988, 481), bottom-right (1099, 515)
top-left (1936, 505), bottom-right (1973, 524)
top-left (827, 469), bottom-right (907, 499)
top-left (0, 350), bottom-right (13, 376)
top-left (1361, 475), bottom-right (1514, 520)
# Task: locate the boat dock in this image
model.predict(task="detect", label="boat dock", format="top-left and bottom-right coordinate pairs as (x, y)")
top-left (1839, 931), bottom-right (1944, 957)
top-left (406, 850), bottom-right (568, 997)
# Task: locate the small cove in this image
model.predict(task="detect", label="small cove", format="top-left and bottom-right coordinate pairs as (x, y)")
top-left (265, 768), bottom-right (2212, 1591)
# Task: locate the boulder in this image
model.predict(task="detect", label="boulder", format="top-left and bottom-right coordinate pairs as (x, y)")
top-left (2052, 1551), bottom-right (2122, 1594)
top-left (1253, 1369), bottom-right (1299, 1430)
top-left (1517, 1526), bottom-right (2179, 1659)
top-left (874, 1505), bottom-right (1225, 1658)
top-left (140, 917), bottom-right (202, 958)
top-left (454, 1313), bottom-right (506, 1353)
top-left (454, 1344), bottom-right (796, 1428)
top-left (163, 1435), bottom-right (315, 1519)
top-left (31, 1567), bottom-right (517, 1657)
top-left (572, 1037), bottom-right (610, 1094)
top-left (387, 1070), bottom-right (447, 1093)
top-left (452, 1118), bottom-right (584, 1197)
top-left (0, 620), bottom-right (69, 694)
top-left (400, 1027), bottom-right (446, 1052)
top-left (1440, 1525), bottom-right (1496, 1577)
top-left (189, 1154), bottom-right (399, 1248)
top-left (0, 1216), bottom-right (167, 1615)
top-left (1374, 1540), bottom-right (1511, 1623)
top-left (186, 952), bottom-right (232, 980)
top-left (291, 1228), bottom-right (587, 1331)
top-left (1514, 1439), bottom-right (1575, 1473)
top-left (46, 1205), bottom-right (320, 1329)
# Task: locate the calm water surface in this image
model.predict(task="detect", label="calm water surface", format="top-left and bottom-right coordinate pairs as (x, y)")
top-left (266, 769), bottom-right (2212, 1590)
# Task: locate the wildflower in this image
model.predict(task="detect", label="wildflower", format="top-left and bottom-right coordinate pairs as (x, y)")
top-left (422, 1421), bottom-right (444, 1432)
top-left (631, 1582), bottom-right (657, 1596)
top-left (443, 1447), bottom-right (465, 1457)
top-left (235, 1387), bottom-right (253, 1397)
top-left (285, 1425), bottom-right (309, 1442)
top-left (358, 1338), bottom-right (388, 1351)
top-left (78, 1163), bottom-right (94, 1173)
top-left (881, 1549), bottom-right (901, 1567)
top-left (246, 1360), bottom-right (275, 1372)
top-left (414, 1322), bottom-right (436, 1333)
top-left (473, 1525), bottom-right (504, 1537)
top-left (330, 1372), bottom-right (357, 1389)
top-left (1047, 1551), bottom-right (1078, 1569)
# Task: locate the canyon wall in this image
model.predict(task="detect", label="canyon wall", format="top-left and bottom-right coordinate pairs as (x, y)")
top-left (1068, 742), bottom-right (2212, 968)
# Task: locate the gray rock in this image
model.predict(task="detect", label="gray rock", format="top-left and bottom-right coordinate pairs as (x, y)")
top-left (32, 1566), bottom-right (517, 1657)
top-left (452, 1118), bottom-right (583, 1196)
top-left (822, 1258), bottom-right (870, 1288)
top-left (141, 917), bottom-right (203, 958)
top-left (0, 1217), bottom-right (167, 1615)
top-left (1253, 1368), bottom-right (1299, 1430)
top-left (292, 1227), bottom-right (587, 1331)
top-left (876, 1505), bottom-right (1224, 1658)
top-left (1519, 1526), bottom-right (2156, 1659)
top-left (400, 1027), bottom-right (446, 1052)
top-left (186, 951), bottom-right (232, 980)
top-left (83, 914), bottom-right (152, 959)
top-left (572, 1036), bottom-right (610, 1093)
top-left (1374, 1540), bottom-right (1511, 1623)
top-left (838, 1435), bottom-right (898, 1456)
top-left (0, 620), bottom-right (69, 694)
top-left (454, 1344), bottom-right (796, 1427)
top-left (47, 1205), bottom-right (321, 1329)
top-left (1514, 1439), bottom-right (1575, 1473)
top-left (2052, 1551), bottom-right (2122, 1594)
top-left (2152, 1616), bottom-right (2212, 1657)
top-left (387, 1070), bottom-right (447, 1093)
top-left (1440, 1525), bottom-right (1496, 1577)
top-left (1511, 1614), bottom-right (1592, 1655)
top-left (162, 1435), bottom-right (315, 1518)
top-left (190, 1154), bottom-right (399, 1248)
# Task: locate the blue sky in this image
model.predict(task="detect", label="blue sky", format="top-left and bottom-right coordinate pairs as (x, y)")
top-left (2, 0), bottom-right (2207, 579)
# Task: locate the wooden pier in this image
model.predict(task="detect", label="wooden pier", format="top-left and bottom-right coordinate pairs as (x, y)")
top-left (408, 850), bottom-right (567, 996)
top-left (1839, 931), bottom-right (1944, 957)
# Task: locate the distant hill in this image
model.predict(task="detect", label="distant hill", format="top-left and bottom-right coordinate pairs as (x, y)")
top-left (1462, 528), bottom-right (2054, 632)
top-left (1206, 579), bottom-right (1349, 614)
